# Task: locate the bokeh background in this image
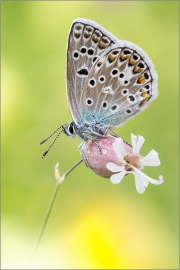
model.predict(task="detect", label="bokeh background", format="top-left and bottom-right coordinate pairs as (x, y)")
top-left (2, 1), bottom-right (179, 269)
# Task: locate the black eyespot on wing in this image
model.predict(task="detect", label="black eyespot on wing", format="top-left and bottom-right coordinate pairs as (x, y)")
top-left (87, 99), bottom-right (92, 104)
top-left (119, 73), bottom-right (124, 78)
top-left (133, 54), bottom-right (138, 60)
top-left (102, 101), bottom-right (107, 108)
top-left (88, 49), bottom-right (94, 55)
top-left (129, 95), bottom-right (135, 102)
top-left (93, 56), bottom-right (98, 62)
top-left (111, 69), bottom-right (118, 76)
top-left (144, 72), bottom-right (149, 79)
top-left (81, 47), bottom-right (86, 54)
top-left (73, 52), bottom-right (78, 58)
top-left (86, 98), bottom-right (93, 105)
top-left (123, 50), bottom-right (131, 55)
top-left (111, 105), bottom-right (117, 110)
top-left (112, 50), bottom-right (119, 55)
top-left (138, 62), bottom-right (144, 68)
top-left (77, 69), bottom-right (88, 76)
top-left (89, 79), bottom-right (95, 86)
top-left (126, 109), bottom-right (131, 113)
top-left (99, 76), bottom-right (105, 82)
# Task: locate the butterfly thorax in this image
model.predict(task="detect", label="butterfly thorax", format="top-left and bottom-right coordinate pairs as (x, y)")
top-left (63, 121), bottom-right (109, 141)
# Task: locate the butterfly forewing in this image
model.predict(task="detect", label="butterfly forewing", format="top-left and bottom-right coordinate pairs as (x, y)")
top-left (66, 18), bottom-right (119, 124)
top-left (79, 42), bottom-right (158, 128)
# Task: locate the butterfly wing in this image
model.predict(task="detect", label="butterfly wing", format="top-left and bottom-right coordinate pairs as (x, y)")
top-left (79, 42), bottom-right (158, 129)
top-left (66, 18), bottom-right (120, 124)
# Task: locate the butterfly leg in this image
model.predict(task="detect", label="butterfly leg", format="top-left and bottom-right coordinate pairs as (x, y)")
top-left (91, 139), bottom-right (102, 154)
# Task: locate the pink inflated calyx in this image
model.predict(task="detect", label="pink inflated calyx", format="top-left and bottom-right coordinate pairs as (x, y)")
top-left (82, 134), bottom-right (163, 194)
top-left (82, 135), bottom-right (131, 178)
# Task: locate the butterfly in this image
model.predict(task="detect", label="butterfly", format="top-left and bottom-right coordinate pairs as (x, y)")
top-left (41, 18), bottom-right (158, 157)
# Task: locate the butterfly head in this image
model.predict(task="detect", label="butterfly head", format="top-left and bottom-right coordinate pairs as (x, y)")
top-left (63, 122), bottom-right (76, 138)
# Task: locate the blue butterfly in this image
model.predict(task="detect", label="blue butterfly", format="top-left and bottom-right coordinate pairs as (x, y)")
top-left (41, 18), bottom-right (157, 157)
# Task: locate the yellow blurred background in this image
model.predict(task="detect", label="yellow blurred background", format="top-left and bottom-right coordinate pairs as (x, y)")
top-left (2, 1), bottom-right (179, 269)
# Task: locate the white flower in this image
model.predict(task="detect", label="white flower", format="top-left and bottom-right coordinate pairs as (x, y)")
top-left (106, 134), bottom-right (163, 194)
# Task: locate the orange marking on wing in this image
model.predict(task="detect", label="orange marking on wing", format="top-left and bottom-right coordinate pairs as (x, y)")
top-left (99, 42), bottom-right (107, 49)
top-left (141, 92), bottom-right (149, 99)
top-left (138, 76), bottom-right (146, 84)
top-left (108, 54), bottom-right (116, 62)
top-left (92, 36), bottom-right (98, 43)
top-left (97, 61), bottom-right (102, 67)
top-left (129, 59), bottom-right (135, 65)
top-left (120, 55), bottom-right (128, 61)
top-left (84, 33), bottom-right (90, 38)
top-left (133, 67), bottom-right (142, 73)
top-left (139, 99), bottom-right (148, 106)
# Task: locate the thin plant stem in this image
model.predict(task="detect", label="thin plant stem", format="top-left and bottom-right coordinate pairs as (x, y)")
top-left (29, 158), bottom-right (83, 267)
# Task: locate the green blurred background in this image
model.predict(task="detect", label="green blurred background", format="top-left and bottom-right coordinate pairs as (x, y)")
top-left (2, 1), bottom-right (179, 269)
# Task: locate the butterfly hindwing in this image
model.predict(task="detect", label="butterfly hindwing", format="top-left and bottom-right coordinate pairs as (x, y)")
top-left (79, 42), bottom-right (158, 128)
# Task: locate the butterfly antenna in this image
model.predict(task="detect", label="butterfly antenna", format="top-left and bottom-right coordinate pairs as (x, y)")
top-left (40, 125), bottom-right (66, 145)
top-left (41, 130), bottom-right (63, 158)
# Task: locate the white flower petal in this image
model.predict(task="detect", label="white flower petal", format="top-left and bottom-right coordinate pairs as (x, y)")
top-left (135, 135), bottom-right (145, 153)
top-left (134, 171), bottom-right (149, 188)
top-left (106, 162), bottom-right (124, 172)
top-left (113, 138), bottom-right (127, 159)
top-left (131, 134), bottom-right (138, 151)
top-left (143, 150), bottom-right (160, 166)
top-left (130, 164), bottom-right (164, 185)
top-left (134, 173), bottom-right (146, 194)
top-left (110, 170), bottom-right (127, 184)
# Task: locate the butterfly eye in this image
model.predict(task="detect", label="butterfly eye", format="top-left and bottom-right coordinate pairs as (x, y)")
top-left (86, 98), bottom-right (93, 106)
top-left (68, 123), bottom-right (74, 134)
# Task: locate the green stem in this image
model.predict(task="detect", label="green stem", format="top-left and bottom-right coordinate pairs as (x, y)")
top-left (29, 158), bottom-right (83, 266)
